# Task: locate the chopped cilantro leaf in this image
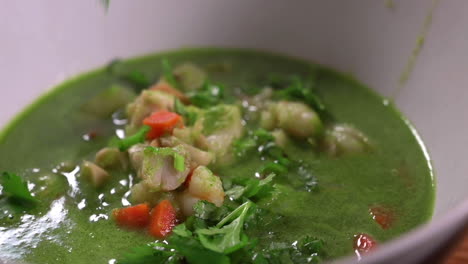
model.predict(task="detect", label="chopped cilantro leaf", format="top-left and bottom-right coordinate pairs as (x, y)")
top-left (1, 172), bottom-right (38, 204)
top-left (196, 201), bottom-right (252, 254)
top-left (162, 59), bottom-right (179, 89)
top-left (193, 201), bottom-right (230, 222)
top-left (269, 74), bottom-right (326, 113)
top-left (226, 174), bottom-right (276, 201)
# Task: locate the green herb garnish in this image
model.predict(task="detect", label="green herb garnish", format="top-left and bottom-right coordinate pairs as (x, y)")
top-left (116, 125), bottom-right (150, 151)
top-left (162, 59), bottom-right (179, 89)
top-left (1, 172), bottom-right (38, 204)
top-left (189, 82), bottom-right (225, 109)
top-left (196, 201), bottom-right (252, 254)
top-left (144, 146), bottom-right (186, 172)
top-left (202, 105), bottom-right (231, 135)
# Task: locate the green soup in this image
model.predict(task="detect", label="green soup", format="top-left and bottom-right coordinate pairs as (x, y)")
top-left (0, 48), bottom-right (434, 264)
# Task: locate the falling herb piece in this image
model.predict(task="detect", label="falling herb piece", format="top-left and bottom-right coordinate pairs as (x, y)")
top-left (1, 172), bottom-right (38, 204)
top-left (101, 0), bottom-right (110, 10)
top-left (162, 59), bottom-right (179, 89)
top-left (115, 125), bottom-right (151, 151)
top-left (174, 98), bottom-right (198, 126)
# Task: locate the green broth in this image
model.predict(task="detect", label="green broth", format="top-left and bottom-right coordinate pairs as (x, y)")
top-left (0, 48), bottom-right (434, 263)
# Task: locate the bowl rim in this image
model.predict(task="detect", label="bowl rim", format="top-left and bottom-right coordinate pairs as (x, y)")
top-left (0, 47), bottom-right (462, 264)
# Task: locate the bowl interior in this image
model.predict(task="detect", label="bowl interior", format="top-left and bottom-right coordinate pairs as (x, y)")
top-left (1, 1), bottom-right (468, 263)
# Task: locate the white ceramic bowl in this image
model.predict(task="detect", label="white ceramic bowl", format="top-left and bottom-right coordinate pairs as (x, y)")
top-left (1, 1), bottom-right (468, 263)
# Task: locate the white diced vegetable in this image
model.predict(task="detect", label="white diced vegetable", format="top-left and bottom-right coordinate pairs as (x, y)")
top-left (201, 105), bottom-right (244, 165)
top-left (187, 166), bottom-right (224, 207)
top-left (95, 147), bottom-right (128, 170)
top-left (129, 182), bottom-right (161, 204)
top-left (274, 101), bottom-right (323, 139)
top-left (83, 84), bottom-right (135, 118)
top-left (81, 161), bottom-right (110, 188)
top-left (271, 129), bottom-right (290, 148)
top-left (160, 136), bottom-right (214, 167)
top-left (323, 124), bottom-right (371, 156)
top-left (139, 145), bottom-right (191, 191)
top-left (177, 190), bottom-right (201, 216)
top-left (173, 63), bottom-right (207, 91)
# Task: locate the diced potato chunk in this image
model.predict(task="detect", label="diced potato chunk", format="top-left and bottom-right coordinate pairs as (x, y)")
top-left (323, 124), bottom-right (371, 156)
top-left (128, 144), bottom-right (146, 171)
top-left (81, 161), bottom-right (110, 188)
top-left (173, 63), bottom-right (207, 91)
top-left (271, 129), bottom-right (290, 148)
top-left (201, 105), bottom-right (244, 165)
top-left (138, 145), bottom-right (191, 192)
top-left (177, 190), bottom-right (201, 216)
top-left (129, 182), bottom-right (161, 205)
top-left (95, 147), bottom-right (128, 170)
top-left (160, 136), bottom-right (214, 168)
top-left (260, 108), bottom-right (276, 130)
top-left (275, 101), bottom-right (323, 139)
top-left (187, 166), bottom-right (224, 207)
top-left (82, 84), bottom-right (135, 118)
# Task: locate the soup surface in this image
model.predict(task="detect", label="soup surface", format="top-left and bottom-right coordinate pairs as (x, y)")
top-left (0, 49), bottom-right (434, 264)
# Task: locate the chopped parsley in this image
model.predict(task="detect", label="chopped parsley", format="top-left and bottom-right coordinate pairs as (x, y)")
top-left (144, 146), bottom-right (186, 172)
top-left (115, 125), bottom-right (150, 151)
top-left (1, 172), bottom-right (38, 204)
top-left (189, 81), bottom-right (225, 109)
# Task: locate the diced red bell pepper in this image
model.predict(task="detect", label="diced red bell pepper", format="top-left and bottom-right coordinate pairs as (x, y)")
top-left (369, 206), bottom-right (395, 229)
top-left (143, 111), bottom-right (182, 140)
top-left (149, 199), bottom-right (177, 238)
top-left (113, 203), bottom-right (150, 228)
top-left (353, 233), bottom-right (377, 256)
